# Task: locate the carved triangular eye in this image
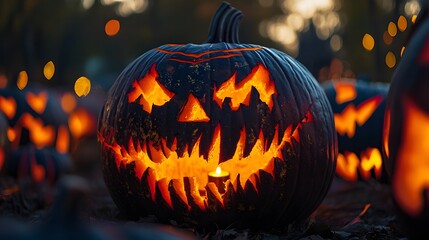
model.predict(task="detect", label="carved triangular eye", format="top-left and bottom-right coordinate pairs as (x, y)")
top-left (128, 64), bottom-right (175, 113)
top-left (178, 93), bottom-right (210, 122)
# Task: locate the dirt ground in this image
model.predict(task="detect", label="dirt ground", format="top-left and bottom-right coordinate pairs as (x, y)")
top-left (0, 158), bottom-right (406, 239)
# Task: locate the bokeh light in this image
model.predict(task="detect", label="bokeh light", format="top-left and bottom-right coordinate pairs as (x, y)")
top-left (385, 51), bottom-right (396, 68)
top-left (74, 76), bottom-right (91, 97)
top-left (0, 74), bottom-right (7, 89)
top-left (61, 92), bottom-right (77, 114)
top-left (43, 61), bottom-right (55, 80)
top-left (17, 70), bottom-right (28, 90)
top-left (387, 22), bottom-right (397, 37)
top-left (105, 19), bottom-right (120, 36)
top-left (261, 0), bottom-right (340, 55)
top-left (362, 34), bottom-right (375, 51)
top-left (404, 0), bottom-right (420, 16)
top-left (397, 15), bottom-right (407, 32)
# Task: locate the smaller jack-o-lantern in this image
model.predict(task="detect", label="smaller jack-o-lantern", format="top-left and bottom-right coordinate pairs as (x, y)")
top-left (0, 88), bottom-right (72, 183)
top-left (383, 5), bottom-right (429, 238)
top-left (323, 79), bottom-right (388, 182)
top-left (98, 2), bottom-right (336, 229)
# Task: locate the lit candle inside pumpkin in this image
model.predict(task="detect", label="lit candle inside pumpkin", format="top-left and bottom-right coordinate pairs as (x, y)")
top-left (208, 166), bottom-right (230, 194)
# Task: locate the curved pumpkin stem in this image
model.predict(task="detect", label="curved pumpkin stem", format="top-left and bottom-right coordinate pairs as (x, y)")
top-left (206, 2), bottom-right (243, 43)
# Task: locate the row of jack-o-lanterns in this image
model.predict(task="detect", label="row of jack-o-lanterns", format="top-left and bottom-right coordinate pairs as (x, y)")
top-left (1, 1), bottom-right (429, 237)
top-left (0, 87), bottom-right (100, 183)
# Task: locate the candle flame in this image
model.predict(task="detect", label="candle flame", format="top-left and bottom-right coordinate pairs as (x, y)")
top-left (215, 166), bottom-right (221, 175)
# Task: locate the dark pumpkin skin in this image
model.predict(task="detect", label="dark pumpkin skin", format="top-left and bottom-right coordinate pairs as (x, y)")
top-left (383, 5), bottom-right (429, 239)
top-left (0, 113), bottom-right (9, 169)
top-left (98, 2), bottom-right (337, 230)
top-left (322, 80), bottom-right (388, 182)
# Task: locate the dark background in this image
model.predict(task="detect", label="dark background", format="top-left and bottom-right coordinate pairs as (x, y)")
top-left (0, 0), bottom-right (419, 96)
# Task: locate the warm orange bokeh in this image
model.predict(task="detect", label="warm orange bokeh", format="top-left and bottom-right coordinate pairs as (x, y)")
top-left (60, 92), bottom-right (77, 114)
top-left (178, 93), bottom-right (210, 122)
top-left (26, 91), bottom-right (48, 114)
top-left (68, 108), bottom-right (95, 139)
top-left (56, 125), bottom-right (69, 153)
top-left (0, 96), bottom-right (17, 119)
top-left (101, 110), bottom-right (313, 209)
top-left (214, 64), bottom-right (277, 111)
top-left (394, 96), bottom-right (429, 217)
top-left (20, 113), bottom-right (55, 148)
top-left (334, 81), bottom-right (357, 104)
top-left (128, 64), bottom-right (175, 113)
top-left (334, 95), bottom-right (383, 138)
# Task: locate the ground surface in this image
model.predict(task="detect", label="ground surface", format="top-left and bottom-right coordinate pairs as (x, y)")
top-left (0, 162), bottom-right (407, 239)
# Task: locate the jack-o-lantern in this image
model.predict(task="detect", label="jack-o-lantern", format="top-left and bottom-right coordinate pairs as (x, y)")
top-left (0, 88), bottom-right (72, 183)
top-left (322, 79), bottom-right (388, 182)
top-left (383, 5), bottom-right (429, 238)
top-left (98, 2), bottom-right (337, 229)
top-left (0, 88), bottom-right (70, 153)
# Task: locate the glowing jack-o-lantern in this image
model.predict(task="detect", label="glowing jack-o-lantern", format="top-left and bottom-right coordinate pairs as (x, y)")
top-left (383, 6), bottom-right (429, 238)
top-left (98, 2), bottom-right (336, 229)
top-left (0, 88), bottom-right (72, 183)
top-left (323, 79), bottom-right (388, 182)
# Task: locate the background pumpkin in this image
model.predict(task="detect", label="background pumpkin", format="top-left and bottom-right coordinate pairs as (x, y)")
top-left (98, 2), bottom-right (337, 229)
top-left (0, 88), bottom-right (73, 183)
top-left (383, 4), bottom-right (429, 238)
top-left (322, 79), bottom-right (388, 182)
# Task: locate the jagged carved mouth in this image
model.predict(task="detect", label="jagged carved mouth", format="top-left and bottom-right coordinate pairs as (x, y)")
top-left (100, 110), bottom-right (312, 209)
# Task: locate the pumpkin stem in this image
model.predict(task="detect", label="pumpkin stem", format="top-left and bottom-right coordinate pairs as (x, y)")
top-left (206, 2), bottom-right (243, 43)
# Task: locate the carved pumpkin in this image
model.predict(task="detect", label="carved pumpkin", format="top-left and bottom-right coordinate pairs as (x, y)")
top-left (98, 2), bottom-right (337, 229)
top-left (383, 6), bottom-right (429, 238)
top-left (0, 88), bottom-right (73, 183)
top-left (0, 88), bottom-right (70, 153)
top-left (322, 79), bottom-right (388, 182)
top-left (4, 144), bottom-right (72, 183)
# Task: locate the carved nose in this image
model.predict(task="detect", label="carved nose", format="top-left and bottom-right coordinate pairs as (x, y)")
top-left (178, 94), bottom-right (210, 122)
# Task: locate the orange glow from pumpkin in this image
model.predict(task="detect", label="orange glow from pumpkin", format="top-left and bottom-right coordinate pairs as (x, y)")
top-left (336, 148), bottom-right (383, 182)
top-left (178, 94), bottom-right (210, 122)
top-left (68, 108), bottom-right (95, 139)
top-left (101, 110), bottom-right (313, 209)
top-left (31, 161), bottom-right (46, 183)
top-left (56, 125), bottom-right (69, 153)
top-left (26, 91), bottom-right (48, 114)
top-left (0, 96), bottom-right (17, 119)
top-left (60, 92), bottom-right (77, 114)
top-left (334, 95), bottom-right (383, 138)
top-left (333, 81), bottom-right (357, 104)
top-left (214, 64), bottom-right (277, 111)
top-left (336, 152), bottom-right (360, 182)
top-left (393, 96), bottom-right (429, 217)
top-left (383, 108), bottom-right (391, 158)
top-left (20, 113), bottom-right (55, 148)
top-left (7, 127), bottom-right (17, 143)
top-left (128, 64), bottom-right (175, 113)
